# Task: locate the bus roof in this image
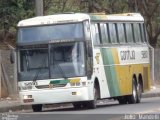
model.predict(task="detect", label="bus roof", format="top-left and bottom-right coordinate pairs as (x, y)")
top-left (89, 13), bottom-right (144, 22)
top-left (17, 13), bottom-right (90, 27)
top-left (18, 13), bottom-right (144, 27)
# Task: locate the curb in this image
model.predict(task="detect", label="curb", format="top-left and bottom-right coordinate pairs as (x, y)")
top-left (0, 92), bottom-right (160, 113)
top-left (142, 92), bottom-right (160, 98)
top-left (0, 103), bottom-right (70, 113)
top-left (0, 105), bottom-right (31, 113)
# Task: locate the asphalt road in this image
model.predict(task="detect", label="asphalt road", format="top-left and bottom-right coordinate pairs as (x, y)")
top-left (2, 97), bottom-right (160, 120)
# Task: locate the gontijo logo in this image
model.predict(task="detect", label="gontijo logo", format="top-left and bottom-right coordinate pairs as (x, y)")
top-left (120, 50), bottom-right (135, 60)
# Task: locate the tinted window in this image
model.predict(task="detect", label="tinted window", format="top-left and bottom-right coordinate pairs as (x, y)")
top-left (100, 23), bottom-right (109, 44)
top-left (18, 23), bottom-right (84, 45)
top-left (140, 23), bottom-right (145, 42)
top-left (91, 23), bottom-right (100, 45)
top-left (126, 23), bottom-right (134, 43)
top-left (143, 24), bottom-right (148, 42)
top-left (109, 23), bottom-right (118, 43)
top-left (117, 23), bottom-right (126, 43)
top-left (133, 23), bottom-right (141, 43)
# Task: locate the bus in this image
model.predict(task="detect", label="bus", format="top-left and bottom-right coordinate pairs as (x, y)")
top-left (15, 13), bottom-right (150, 112)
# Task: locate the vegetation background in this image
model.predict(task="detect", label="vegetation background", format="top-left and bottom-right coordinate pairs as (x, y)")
top-left (0, 0), bottom-right (160, 47)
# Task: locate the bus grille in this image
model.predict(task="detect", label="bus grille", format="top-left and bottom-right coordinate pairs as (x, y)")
top-left (35, 84), bottom-right (66, 89)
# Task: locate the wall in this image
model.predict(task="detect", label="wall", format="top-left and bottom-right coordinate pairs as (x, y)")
top-left (0, 50), bottom-right (17, 98)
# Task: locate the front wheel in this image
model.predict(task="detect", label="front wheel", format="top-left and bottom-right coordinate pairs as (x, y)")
top-left (86, 85), bottom-right (98, 109)
top-left (32, 104), bottom-right (42, 112)
top-left (73, 102), bottom-right (82, 109)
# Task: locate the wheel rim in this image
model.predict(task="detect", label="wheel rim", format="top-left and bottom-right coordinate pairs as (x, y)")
top-left (133, 81), bottom-right (137, 100)
top-left (137, 83), bottom-right (142, 101)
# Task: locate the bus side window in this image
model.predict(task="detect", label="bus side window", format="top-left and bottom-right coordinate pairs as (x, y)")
top-left (117, 23), bottom-right (126, 43)
top-left (106, 23), bottom-right (111, 43)
top-left (91, 23), bottom-right (100, 45)
top-left (99, 23), bottom-right (109, 44)
top-left (108, 23), bottom-right (118, 43)
top-left (133, 23), bottom-right (141, 43)
top-left (140, 23), bottom-right (145, 43)
top-left (97, 23), bottom-right (102, 44)
top-left (126, 23), bottom-right (134, 43)
top-left (143, 24), bottom-right (148, 42)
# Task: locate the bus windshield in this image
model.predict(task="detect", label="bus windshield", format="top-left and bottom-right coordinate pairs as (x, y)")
top-left (50, 42), bottom-right (85, 79)
top-left (18, 23), bottom-right (83, 45)
top-left (18, 42), bottom-right (86, 81)
top-left (19, 49), bottom-right (49, 81)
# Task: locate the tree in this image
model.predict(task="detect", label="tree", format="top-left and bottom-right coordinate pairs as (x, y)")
top-left (0, 0), bottom-right (160, 47)
top-left (135, 0), bottom-right (160, 47)
top-left (0, 0), bottom-right (34, 45)
top-left (44, 0), bottom-right (81, 15)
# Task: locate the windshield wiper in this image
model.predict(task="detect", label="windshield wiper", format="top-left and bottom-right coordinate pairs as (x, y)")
top-left (55, 62), bottom-right (67, 79)
top-left (33, 57), bottom-right (48, 81)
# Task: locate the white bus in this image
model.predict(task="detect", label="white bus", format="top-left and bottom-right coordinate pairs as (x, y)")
top-left (15, 13), bottom-right (150, 112)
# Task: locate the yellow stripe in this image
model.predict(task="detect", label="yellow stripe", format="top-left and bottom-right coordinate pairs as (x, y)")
top-left (111, 48), bottom-right (119, 64)
top-left (111, 48), bottom-right (150, 95)
top-left (69, 78), bottom-right (80, 83)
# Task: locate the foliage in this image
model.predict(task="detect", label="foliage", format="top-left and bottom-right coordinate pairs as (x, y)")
top-left (0, 0), bottom-right (160, 47)
top-left (0, 0), bottom-right (34, 45)
top-left (135, 0), bottom-right (160, 47)
top-left (44, 0), bottom-right (160, 47)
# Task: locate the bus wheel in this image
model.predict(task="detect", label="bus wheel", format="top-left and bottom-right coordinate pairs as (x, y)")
top-left (73, 102), bottom-right (82, 109)
top-left (118, 96), bottom-right (128, 104)
top-left (87, 85), bottom-right (98, 109)
top-left (127, 78), bottom-right (137, 104)
top-left (136, 82), bottom-right (142, 103)
top-left (32, 104), bottom-right (42, 112)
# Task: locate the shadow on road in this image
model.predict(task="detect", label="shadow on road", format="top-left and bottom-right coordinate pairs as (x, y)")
top-left (43, 101), bottom-right (121, 112)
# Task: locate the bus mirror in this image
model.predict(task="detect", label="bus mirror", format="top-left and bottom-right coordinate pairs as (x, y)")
top-left (10, 50), bottom-right (15, 64)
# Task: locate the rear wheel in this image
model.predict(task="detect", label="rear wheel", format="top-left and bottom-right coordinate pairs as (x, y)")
top-left (136, 82), bottom-right (142, 103)
top-left (32, 104), bottom-right (42, 112)
top-left (127, 78), bottom-right (137, 104)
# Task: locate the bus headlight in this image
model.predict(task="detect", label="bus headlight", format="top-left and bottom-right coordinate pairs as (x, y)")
top-left (72, 91), bottom-right (81, 96)
top-left (77, 91), bottom-right (82, 96)
top-left (23, 95), bottom-right (34, 103)
top-left (23, 95), bottom-right (28, 99)
top-left (23, 95), bottom-right (32, 99)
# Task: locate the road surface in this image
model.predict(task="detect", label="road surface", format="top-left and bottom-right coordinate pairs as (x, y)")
top-left (2, 97), bottom-right (160, 120)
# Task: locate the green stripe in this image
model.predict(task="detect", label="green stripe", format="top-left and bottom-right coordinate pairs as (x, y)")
top-left (100, 48), bottom-right (120, 97)
top-left (90, 15), bottom-right (99, 20)
top-left (50, 79), bottom-right (69, 85)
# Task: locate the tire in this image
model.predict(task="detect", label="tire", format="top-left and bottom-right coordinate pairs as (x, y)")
top-left (118, 96), bottom-right (128, 104)
top-left (127, 78), bottom-right (137, 104)
top-left (87, 85), bottom-right (98, 109)
top-left (32, 104), bottom-right (42, 112)
top-left (73, 102), bottom-right (82, 109)
top-left (136, 82), bottom-right (142, 103)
